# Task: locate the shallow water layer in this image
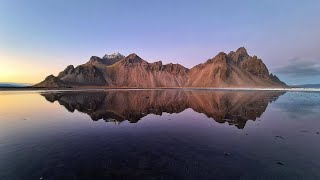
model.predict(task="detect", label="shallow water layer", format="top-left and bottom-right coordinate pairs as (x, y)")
top-left (0, 90), bottom-right (320, 179)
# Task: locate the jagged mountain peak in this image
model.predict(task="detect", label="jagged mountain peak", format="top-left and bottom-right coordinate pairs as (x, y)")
top-left (214, 52), bottom-right (228, 59)
top-left (228, 47), bottom-right (250, 64)
top-left (87, 53), bottom-right (124, 66)
top-left (122, 53), bottom-right (144, 63)
top-left (103, 52), bottom-right (125, 59)
top-left (126, 53), bottom-right (140, 58)
top-left (204, 52), bottom-right (228, 65)
top-left (34, 74), bottom-right (67, 87)
top-left (236, 47), bottom-right (248, 56)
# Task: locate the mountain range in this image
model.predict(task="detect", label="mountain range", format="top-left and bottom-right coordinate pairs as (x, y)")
top-left (34, 47), bottom-right (286, 88)
top-left (0, 83), bottom-right (31, 87)
top-left (291, 84), bottom-right (320, 88)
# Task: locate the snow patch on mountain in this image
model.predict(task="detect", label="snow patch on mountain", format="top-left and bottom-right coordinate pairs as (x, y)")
top-left (103, 52), bottom-right (125, 59)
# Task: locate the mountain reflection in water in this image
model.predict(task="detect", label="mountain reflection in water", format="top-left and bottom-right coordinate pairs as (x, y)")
top-left (41, 90), bottom-right (285, 129)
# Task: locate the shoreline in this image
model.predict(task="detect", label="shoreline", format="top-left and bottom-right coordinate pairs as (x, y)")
top-left (0, 86), bottom-right (320, 92)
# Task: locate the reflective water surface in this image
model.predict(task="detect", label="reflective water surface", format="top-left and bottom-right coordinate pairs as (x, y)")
top-left (0, 90), bottom-right (320, 179)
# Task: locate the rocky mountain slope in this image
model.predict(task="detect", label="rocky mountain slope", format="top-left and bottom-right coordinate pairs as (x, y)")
top-left (34, 47), bottom-right (286, 88)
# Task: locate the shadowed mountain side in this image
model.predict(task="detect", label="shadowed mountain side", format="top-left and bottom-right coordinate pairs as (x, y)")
top-left (41, 90), bottom-right (285, 129)
top-left (35, 48), bottom-right (286, 88)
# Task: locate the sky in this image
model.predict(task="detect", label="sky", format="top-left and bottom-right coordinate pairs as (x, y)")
top-left (0, 0), bottom-right (320, 85)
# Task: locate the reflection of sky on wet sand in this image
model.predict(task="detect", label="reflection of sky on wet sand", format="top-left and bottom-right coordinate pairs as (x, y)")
top-left (1, 90), bottom-right (320, 179)
top-left (273, 92), bottom-right (320, 119)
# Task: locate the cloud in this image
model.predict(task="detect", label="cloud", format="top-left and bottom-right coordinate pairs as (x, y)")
top-left (274, 58), bottom-right (320, 77)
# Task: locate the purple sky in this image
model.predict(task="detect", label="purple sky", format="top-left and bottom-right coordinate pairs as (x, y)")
top-left (1, 0), bottom-right (320, 84)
